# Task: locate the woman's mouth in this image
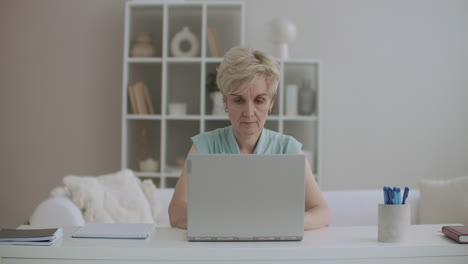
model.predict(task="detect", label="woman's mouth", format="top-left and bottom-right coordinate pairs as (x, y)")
top-left (241, 121), bottom-right (256, 126)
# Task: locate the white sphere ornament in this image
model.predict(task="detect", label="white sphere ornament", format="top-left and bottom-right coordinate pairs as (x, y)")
top-left (268, 17), bottom-right (297, 59)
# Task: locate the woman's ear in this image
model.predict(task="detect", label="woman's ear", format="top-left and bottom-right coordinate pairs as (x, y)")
top-left (223, 96), bottom-right (228, 110)
top-left (269, 95), bottom-right (276, 113)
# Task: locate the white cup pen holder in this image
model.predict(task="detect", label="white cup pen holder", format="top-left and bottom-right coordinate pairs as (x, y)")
top-left (168, 103), bottom-right (187, 116)
top-left (378, 204), bottom-right (410, 243)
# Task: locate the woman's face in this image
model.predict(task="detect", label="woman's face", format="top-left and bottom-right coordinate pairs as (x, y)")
top-left (223, 78), bottom-right (274, 138)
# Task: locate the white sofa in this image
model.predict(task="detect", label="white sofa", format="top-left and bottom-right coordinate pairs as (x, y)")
top-left (29, 188), bottom-right (421, 227)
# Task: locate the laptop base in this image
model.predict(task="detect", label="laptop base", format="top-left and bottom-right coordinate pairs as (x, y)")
top-left (188, 236), bottom-right (303, 242)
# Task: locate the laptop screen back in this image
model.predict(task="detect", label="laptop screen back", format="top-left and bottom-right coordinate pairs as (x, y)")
top-left (187, 154), bottom-right (305, 241)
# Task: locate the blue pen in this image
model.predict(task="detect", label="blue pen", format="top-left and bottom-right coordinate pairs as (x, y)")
top-left (402, 187), bottom-right (409, 204)
top-left (383, 186), bottom-right (387, 204)
top-left (384, 186), bottom-right (390, 204)
top-left (388, 187), bottom-right (394, 205)
top-left (393, 187), bottom-right (398, 204)
top-left (384, 186), bottom-right (391, 204)
top-left (396, 188), bottom-right (401, 204)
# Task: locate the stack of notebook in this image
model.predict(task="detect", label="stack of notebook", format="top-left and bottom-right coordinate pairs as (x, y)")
top-left (0, 228), bottom-right (63, 246)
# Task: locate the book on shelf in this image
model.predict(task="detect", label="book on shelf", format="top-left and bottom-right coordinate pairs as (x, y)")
top-left (207, 27), bottom-right (221, 57)
top-left (142, 83), bottom-right (155, 114)
top-left (442, 225), bottom-right (468, 244)
top-left (129, 82), bottom-right (154, 115)
top-left (128, 84), bottom-right (138, 114)
top-left (0, 227), bottom-right (63, 246)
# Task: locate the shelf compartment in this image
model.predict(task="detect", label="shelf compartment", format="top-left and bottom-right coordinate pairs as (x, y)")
top-left (165, 120), bottom-right (200, 169)
top-left (264, 120), bottom-right (280, 132)
top-left (283, 62), bottom-right (319, 117)
top-left (283, 120), bottom-right (318, 172)
top-left (204, 120), bottom-right (231, 133)
top-left (128, 63), bottom-right (162, 115)
top-left (129, 5), bottom-right (163, 58)
top-left (165, 177), bottom-right (179, 189)
top-left (205, 62), bottom-right (222, 115)
top-left (167, 5), bottom-right (203, 58)
top-left (126, 120), bottom-right (161, 173)
top-left (167, 62), bottom-right (201, 115)
top-left (206, 4), bottom-right (243, 57)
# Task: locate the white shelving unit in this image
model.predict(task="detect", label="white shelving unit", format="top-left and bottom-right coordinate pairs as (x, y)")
top-left (121, 2), bottom-right (322, 188)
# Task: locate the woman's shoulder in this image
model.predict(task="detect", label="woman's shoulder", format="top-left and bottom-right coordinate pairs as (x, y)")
top-left (191, 126), bottom-right (235, 154)
top-left (260, 128), bottom-right (302, 154)
top-left (263, 128), bottom-right (297, 142)
top-left (194, 126), bottom-right (230, 140)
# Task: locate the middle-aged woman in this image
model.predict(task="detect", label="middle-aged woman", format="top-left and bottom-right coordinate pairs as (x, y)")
top-left (169, 46), bottom-right (330, 230)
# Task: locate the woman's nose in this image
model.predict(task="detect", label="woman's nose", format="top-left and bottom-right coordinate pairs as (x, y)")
top-left (242, 102), bottom-right (255, 117)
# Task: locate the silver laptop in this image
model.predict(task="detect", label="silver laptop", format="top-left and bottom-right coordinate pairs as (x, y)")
top-left (187, 154), bottom-right (305, 241)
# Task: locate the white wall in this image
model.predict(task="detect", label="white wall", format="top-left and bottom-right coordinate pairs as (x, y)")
top-left (1, 0), bottom-right (467, 227)
top-left (234, 0), bottom-right (468, 189)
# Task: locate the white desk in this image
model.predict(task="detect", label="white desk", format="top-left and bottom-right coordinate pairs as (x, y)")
top-left (1, 225), bottom-right (466, 264)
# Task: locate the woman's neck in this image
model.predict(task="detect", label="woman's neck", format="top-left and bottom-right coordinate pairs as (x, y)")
top-left (233, 130), bottom-right (262, 154)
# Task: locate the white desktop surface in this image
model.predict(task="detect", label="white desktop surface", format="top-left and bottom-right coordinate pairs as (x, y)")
top-left (1, 225), bottom-right (466, 264)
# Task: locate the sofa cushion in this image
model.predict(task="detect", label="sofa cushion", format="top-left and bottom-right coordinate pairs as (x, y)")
top-left (30, 197), bottom-right (85, 227)
top-left (418, 176), bottom-right (468, 225)
top-left (56, 170), bottom-right (160, 224)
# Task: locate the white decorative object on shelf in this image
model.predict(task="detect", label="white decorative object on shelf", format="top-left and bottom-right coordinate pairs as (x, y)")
top-left (268, 17), bottom-right (297, 59)
top-left (168, 102), bottom-right (187, 115)
top-left (285, 84), bottom-right (298, 116)
top-left (139, 158), bottom-right (159, 172)
top-left (209, 92), bottom-right (225, 115)
top-left (170, 26), bottom-right (199, 57)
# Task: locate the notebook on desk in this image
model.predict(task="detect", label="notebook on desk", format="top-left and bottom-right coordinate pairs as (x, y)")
top-left (187, 154), bottom-right (305, 241)
top-left (72, 223), bottom-right (154, 239)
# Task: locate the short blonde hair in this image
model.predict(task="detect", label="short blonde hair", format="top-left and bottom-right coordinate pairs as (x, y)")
top-left (216, 47), bottom-right (279, 97)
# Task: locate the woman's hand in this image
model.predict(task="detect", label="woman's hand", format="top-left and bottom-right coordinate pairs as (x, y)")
top-left (302, 151), bottom-right (330, 230)
top-left (168, 145), bottom-right (198, 229)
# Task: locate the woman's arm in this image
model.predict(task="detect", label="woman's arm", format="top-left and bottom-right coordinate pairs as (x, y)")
top-left (168, 145), bottom-right (198, 229)
top-left (302, 151), bottom-right (330, 230)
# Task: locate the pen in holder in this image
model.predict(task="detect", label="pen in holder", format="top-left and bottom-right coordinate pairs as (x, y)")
top-left (378, 203), bottom-right (410, 243)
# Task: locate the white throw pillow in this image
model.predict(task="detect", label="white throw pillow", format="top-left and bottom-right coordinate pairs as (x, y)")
top-left (30, 197), bottom-right (85, 227)
top-left (63, 169), bottom-right (159, 224)
top-left (418, 176), bottom-right (468, 225)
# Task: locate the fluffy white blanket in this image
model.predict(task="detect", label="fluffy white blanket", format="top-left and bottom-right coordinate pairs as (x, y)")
top-left (51, 170), bottom-right (160, 224)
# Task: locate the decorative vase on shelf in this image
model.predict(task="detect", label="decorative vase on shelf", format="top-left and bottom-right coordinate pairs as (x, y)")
top-left (210, 92), bottom-right (225, 115)
top-left (130, 32), bottom-right (156, 57)
top-left (171, 26), bottom-right (199, 58)
top-left (298, 79), bottom-right (315, 115)
top-left (206, 72), bottom-right (225, 115)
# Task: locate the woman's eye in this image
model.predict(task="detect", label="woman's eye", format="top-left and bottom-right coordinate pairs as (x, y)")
top-left (234, 99), bottom-right (243, 103)
top-left (256, 99), bottom-right (265, 104)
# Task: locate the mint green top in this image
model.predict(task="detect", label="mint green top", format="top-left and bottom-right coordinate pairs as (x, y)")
top-left (191, 126), bottom-right (302, 154)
